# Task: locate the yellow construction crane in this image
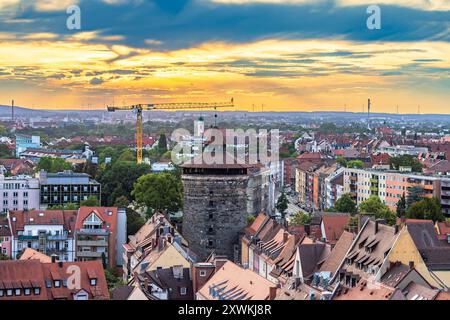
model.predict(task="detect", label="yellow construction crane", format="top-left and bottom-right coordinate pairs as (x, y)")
top-left (107, 98), bottom-right (234, 164)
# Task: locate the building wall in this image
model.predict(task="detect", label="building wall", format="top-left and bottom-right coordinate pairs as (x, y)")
top-left (182, 172), bottom-right (249, 260)
top-left (0, 235), bottom-right (11, 257)
top-left (11, 223), bottom-right (75, 261)
top-left (386, 227), bottom-right (443, 289)
top-left (146, 244), bottom-right (190, 272)
top-left (116, 208), bottom-right (127, 267)
top-left (241, 237), bottom-right (250, 268)
top-left (0, 176), bottom-right (40, 213)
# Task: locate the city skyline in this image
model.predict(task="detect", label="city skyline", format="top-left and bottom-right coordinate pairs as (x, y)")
top-left (0, 0), bottom-right (449, 113)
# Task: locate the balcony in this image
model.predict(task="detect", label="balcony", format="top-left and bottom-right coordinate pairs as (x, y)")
top-left (17, 235), bottom-right (38, 241)
top-left (77, 240), bottom-right (108, 247)
top-left (47, 234), bottom-right (68, 241)
top-left (77, 251), bottom-right (105, 258)
top-left (77, 229), bottom-right (109, 236)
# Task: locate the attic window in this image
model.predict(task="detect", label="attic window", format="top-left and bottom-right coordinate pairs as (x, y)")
top-left (199, 270), bottom-right (207, 277)
top-left (90, 278), bottom-right (97, 286)
top-left (180, 287), bottom-right (187, 295)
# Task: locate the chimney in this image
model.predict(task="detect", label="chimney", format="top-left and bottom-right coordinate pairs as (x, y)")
top-left (58, 261), bottom-right (63, 268)
top-left (269, 286), bottom-right (277, 300)
top-left (375, 220), bottom-right (379, 234)
top-left (144, 277), bottom-right (149, 291)
top-left (51, 255), bottom-right (57, 263)
top-left (283, 231), bottom-right (289, 243)
top-left (394, 224), bottom-right (399, 234)
top-left (409, 261), bottom-right (414, 269)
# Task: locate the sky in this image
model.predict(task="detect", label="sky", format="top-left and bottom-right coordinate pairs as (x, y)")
top-left (0, 0), bottom-right (449, 113)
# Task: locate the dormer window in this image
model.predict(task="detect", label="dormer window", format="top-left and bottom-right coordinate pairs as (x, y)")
top-left (24, 288), bottom-right (31, 296)
top-left (34, 287), bottom-right (41, 295)
top-left (14, 288), bottom-right (21, 296)
top-left (83, 212), bottom-right (103, 229)
top-left (90, 278), bottom-right (97, 286)
top-left (54, 280), bottom-right (60, 288)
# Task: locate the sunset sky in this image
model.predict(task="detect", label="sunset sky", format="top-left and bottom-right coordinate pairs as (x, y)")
top-left (0, 0), bottom-right (449, 113)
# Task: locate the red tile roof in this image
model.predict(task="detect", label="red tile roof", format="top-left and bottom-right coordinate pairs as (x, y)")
top-left (321, 214), bottom-right (351, 244)
top-left (41, 260), bottom-right (109, 300)
top-left (0, 260), bottom-right (48, 300)
top-left (9, 210), bottom-right (78, 236)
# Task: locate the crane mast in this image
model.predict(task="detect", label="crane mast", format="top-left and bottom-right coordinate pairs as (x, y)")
top-left (107, 99), bottom-right (234, 164)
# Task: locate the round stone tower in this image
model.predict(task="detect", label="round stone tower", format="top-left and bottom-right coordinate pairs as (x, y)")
top-left (181, 162), bottom-right (250, 261)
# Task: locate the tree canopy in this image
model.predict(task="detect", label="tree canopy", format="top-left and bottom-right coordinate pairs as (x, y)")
top-left (359, 195), bottom-right (397, 225)
top-left (290, 211), bottom-right (311, 226)
top-left (390, 155), bottom-right (423, 172)
top-left (334, 193), bottom-right (357, 214)
top-left (406, 197), bottom-right (445, 222)
top-left (36, 157), bottom-right (71, 173)
top-left (132, 172), bottom-right (183, 216)
top-left (80, 195), bottom-right (100, 207)
top-left (276, 192), bottom-right (289, 218)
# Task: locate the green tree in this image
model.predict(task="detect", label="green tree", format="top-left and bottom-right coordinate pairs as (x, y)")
top-left (0, 253), bottom-right (9, 260)
top-left (158, 133), bottom-right (168, 154)
top-left (80, 195), bottom-right (100, 207)
top-left (48, 203), bottom-right (79, 210)
top-left (407, 186), bottom-right (424, 208)
top-left (396, 193), bottom-right (407, 218)
top-left (359, 195), bottom-right (396, 225)
top-left (36, 157), bottom-right (71, 173)
top-left (132, 172), bottom-right (183, 216)
top-left (247, 215), bottom-right (256, 225)
top-left (347, 160), bottom-right (364, 169)
top-left (336, 156), bottom-right (347, 167)
top-left (104, 268), bottom-right (125, 292)
top-left (96, 162), bottom-right (150, 206)
top-left (334, 193), bottom-right (357, 214)
top-left (290, 211), bottom-right (311, 226)
top-left (390, 155), bottom-right (423, 172)
top-left (276, 191), bottom-right (289, 218)
top-left (406, 197), bottom-right (445, 222)
top-left (114, 196), bottom-right (145, 236)
top-left (0, 144), bottom-right (12, 158)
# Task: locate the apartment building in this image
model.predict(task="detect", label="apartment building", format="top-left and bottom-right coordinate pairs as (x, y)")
top-left (15, 134), bottom-right (40, 157)
top-left (39, 170), bottom-right (101, 208)
top-left (8, 210), bottom-right (77, 261)
top-left (74, 207), bottom-right (127, 268)
top-left (0, 175), bottom-right (40, 213)
top-left (342, 168), bottom-right (448, 213)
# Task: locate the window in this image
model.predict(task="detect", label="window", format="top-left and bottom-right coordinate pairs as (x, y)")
top-left (90, 278), bottom-right (97, 286)
top-left (54, 280), bottom-right (60, 288)
top-left (46, 280), bottom-right (51, 288)
top-left (15, 288), bottom-right (21, 296)
top-left (34, 287), bottom-right (41, 295)
top-left (62, 280), bottom-right (67, 287)
top-left (13, 192), bottom-right (18, 198)
top-left (6, 289), bottom-right (13, 296)
top-left (199, 270), bottom-right (207, 277)
top-left (23, 192), bottom-right (28, 198)
top-left (180, 287), bottom-right (187, 295)
top-left (0, 289), bottom-right (3, 297)
top-left (24, 288), bottom-right (31, 296)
